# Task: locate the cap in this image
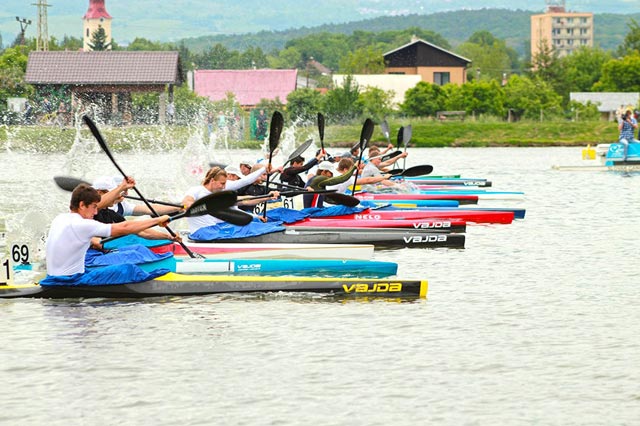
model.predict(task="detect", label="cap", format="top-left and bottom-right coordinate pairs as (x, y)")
top-left (239, 160), bottom-right (254, 168)
top-left (225, 165), bottom-right (242, 176)
top-left (92, 176), bottom-right (119, 191)
top-left (341, 152), bottom-right (356, 160)
top-left (317, 161), bottom-right (335, 173)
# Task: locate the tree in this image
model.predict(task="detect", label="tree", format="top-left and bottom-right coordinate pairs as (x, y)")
top-left (504, 75), bottom-right (562, 120)
top-left (456, 31), bottom-right (519, 82)
top-left (617, 18), bottom-right (640, 57)
top-left (359, 86), bottom-right (394, 122)
top-left (593, 52), bottom-right (640, 92)
top-left (286, 88), bottom-right (323, 123)
top-left (338, 46), bottom-right (385, 74)
top-left (0, 46), bottom-right (33, 110)
top-left (560, 46), bottom-right (611, 92)
top-left (401, 81), bottom-right (445, 117)
top-left (460, 80), bottom-right (506, 116)
top-left (87, 26), bottom-right (111, 51)
top-left (322, 75), bottom-right (362, 122)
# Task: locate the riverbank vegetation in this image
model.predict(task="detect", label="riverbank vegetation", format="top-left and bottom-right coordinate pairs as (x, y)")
top-left (0, 119), bottom-right (618, 153)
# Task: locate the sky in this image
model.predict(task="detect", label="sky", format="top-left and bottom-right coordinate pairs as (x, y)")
top-left (1, 0), bottom-right (639, 46)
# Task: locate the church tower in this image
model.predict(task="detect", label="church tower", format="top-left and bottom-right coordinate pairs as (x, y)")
top-left (83, 0), bottom-right (112, 51)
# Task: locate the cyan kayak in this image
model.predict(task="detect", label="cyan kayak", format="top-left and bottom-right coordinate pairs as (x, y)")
top-left (137, 256), bottom-right (398, 278)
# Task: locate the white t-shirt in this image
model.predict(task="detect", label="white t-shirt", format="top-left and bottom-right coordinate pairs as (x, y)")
top-left (46, 212), bottom-right (112, 276)
top-left (326, 175), bottom-right (356, 194)
top-left (361, 163), bottom-right (382, 178)
top-left (225, 167), bottom-right (266, 192)
top-left (184, 185), bottom-right (223, 233)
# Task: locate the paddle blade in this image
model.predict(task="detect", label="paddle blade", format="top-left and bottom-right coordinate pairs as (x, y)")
top-left (396, 126), bottom-right (404, 149)
top-left (398, 165), bottom-right (434, 177)
top-left (207, 208), bottom-right (254, 226)
top-left (268, 111), bottom-right (284, 154)
top-left (380, 150), bottom-right (402, 162)
top-left (324, 193), bottom-right (360, 207)
top-left (403, 124), bottom-right (412, 148)
top-left (360, 118), bottom-right (374, 151)
top-left (380, 120), bottom-right (390, 142)
top-left (54, 176), bottom-right (90, 192)
top-left (188, 191), bottom-right (237, 217)
top-left (317, 113), bottom-right (325, 147)
top-left (286, 139), bottom-right (313, 165)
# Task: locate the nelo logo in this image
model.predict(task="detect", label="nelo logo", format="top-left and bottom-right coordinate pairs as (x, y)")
top-left (354, 214), bottom-right (381, 220)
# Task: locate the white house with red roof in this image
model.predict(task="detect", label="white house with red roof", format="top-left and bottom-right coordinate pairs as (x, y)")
top-left (193, 69), bottom-right (298, 108)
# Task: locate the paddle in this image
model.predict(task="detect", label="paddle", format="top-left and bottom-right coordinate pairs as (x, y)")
top-left (83, 115), bottom-right (203, 259)
top-left (380, 119), bottom-right (391, 149)
top-left (262, 111), bottom-right (284, 220)
top-left (387, 164), bottom-right (434, 177)
top-left (396, 126), bottom-right (404, 150)
top-left (402, 124), bottom-right (412, 170)
top-left (284, 138), bottom-right (313, 167)
top-left (54, 176), bottom-right (183, 208)
top-left (318, 112), bottom-right (326, 158)
top-left (242, 188), bottom-right (336, 200)
top-left (324, 192), bottom-right (360, 208)
top-left (202, 207), bottom-right (254, 226)
top-left (351, 118), bottom-right (375, 196)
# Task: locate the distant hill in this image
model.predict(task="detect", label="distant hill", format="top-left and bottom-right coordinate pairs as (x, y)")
top-left (179, 9), bottom-right (640, 57)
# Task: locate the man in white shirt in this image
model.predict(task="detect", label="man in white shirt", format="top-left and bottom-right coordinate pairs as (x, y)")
top-left (46, 184), bottom-right (170, 277)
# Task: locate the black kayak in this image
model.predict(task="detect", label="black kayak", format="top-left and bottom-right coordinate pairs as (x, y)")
top-left (190, 228), bottom-right (465, 249)
top-left (0, 273), bottom-right (427, 299)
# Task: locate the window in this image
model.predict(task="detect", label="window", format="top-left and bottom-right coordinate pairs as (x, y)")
top-left (434, 72), bottom-right (450, 86)
top-left (86, 28), bottom-right (89, 37)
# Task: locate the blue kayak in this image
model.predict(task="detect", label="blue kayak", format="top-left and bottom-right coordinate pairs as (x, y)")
top-left (137, 256), bottom-right (399, 278)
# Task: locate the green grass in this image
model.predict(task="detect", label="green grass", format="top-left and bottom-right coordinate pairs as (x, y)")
top-left (0, 120), bottom-right (620, 152)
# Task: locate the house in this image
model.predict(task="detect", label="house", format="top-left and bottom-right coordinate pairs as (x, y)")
top-left (193, 69), bottom-right (298, 108)
top-left (383, 37), bottom-right (471, 85)
top-left (332, 74), bottom-right (422, 108)
top-left (25, 51), bottom-right (183, 124)
top-left (570, 92), bottom-right (640, 121)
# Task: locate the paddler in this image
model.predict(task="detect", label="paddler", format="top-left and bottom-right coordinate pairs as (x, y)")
top-left (90, 176), bottom-right (181, 247)
top-left (44, 183), bottom-right (171, 279)
top-left (181, 166), bottom-right (279, 233)
top-left (302, 160), bottom-right (357, 208)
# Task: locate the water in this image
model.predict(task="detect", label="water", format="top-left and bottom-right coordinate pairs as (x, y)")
top-left (1, 145), bottom-right (639, 425)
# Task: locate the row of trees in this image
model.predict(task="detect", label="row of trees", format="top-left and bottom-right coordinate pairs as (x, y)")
top-left (1, 20), bottom-right (640, 124)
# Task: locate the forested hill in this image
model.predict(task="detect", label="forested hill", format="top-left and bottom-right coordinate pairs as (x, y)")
top-left (179, 9), bottom-right (640, 57)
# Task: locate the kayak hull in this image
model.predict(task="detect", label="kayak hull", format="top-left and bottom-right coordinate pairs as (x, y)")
top-left (187, 229), bottom-right (465, 249)
top-left (289, 219), bottom-right (467, 233)
top-left (1, 273), bottom-right (427, 299)
top-left (356, 193), bottom-right (479, 205)
top-left (152, 242), bottom-right (375, 260)
top-left (137, 257), bottom-right (398, 277)
top-left (321, 209), bottom-right (514, 224)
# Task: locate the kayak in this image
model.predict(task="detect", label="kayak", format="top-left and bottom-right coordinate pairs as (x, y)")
top-left (416, 189), bottom-right (525, 201)
top-left (185, 228), bottom-right (465, 249)
top-left (288, 218), bottom-right (467, 232)
top-left (136, 257), bottom-right (398, 277)
top-left (0, 273), bottom-right (428, 299)
top-left (403, 178), bottom-right (492, 187)
top-left (356, 193), bottom-right (479, 205)
top-left (151, 242), bottom-right (375, 260)
top-left (323, 209), bottom-right (514, 224)
top-left (380, 206), bottom-right (526, 220)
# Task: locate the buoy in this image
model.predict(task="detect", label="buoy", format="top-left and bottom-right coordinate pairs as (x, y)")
top-left (582, 144), bottom-right (596, 160)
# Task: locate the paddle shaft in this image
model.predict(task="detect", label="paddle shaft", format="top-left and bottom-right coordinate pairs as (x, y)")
top-left (83, 116), bottom-right (200, 258)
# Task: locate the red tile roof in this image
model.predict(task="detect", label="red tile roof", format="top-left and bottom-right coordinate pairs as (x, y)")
top-left (25, 51), bottom-right (182, 85)
top-left (194, 69), bottom-right (298, 106)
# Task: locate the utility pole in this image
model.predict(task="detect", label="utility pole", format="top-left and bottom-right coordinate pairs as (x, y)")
top-left (15, 17), bottom-right (32, 45)
top-left (32, 0), bottom-right (51, 51)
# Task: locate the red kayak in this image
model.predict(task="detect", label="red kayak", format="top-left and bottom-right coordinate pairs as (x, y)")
top-left (289, 218), bottom-right (467, 232)
top-left (355, 193), bottom-right (479, 205)
top-left (317, 209), bottom-right (514, 224)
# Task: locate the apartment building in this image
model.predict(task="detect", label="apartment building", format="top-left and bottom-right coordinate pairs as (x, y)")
top-left (531, 5), bottom-right (593, 59)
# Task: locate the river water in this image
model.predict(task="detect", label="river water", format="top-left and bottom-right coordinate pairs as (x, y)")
top-left (1, 142), bottom-right (639, 425)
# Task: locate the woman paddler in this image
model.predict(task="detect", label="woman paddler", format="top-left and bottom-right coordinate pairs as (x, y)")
top-left (181, 166), bottom-right (279, 234)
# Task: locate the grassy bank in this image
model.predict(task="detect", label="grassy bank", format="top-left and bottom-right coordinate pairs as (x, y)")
top-left (0, 119), bottom-right (619, 152)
